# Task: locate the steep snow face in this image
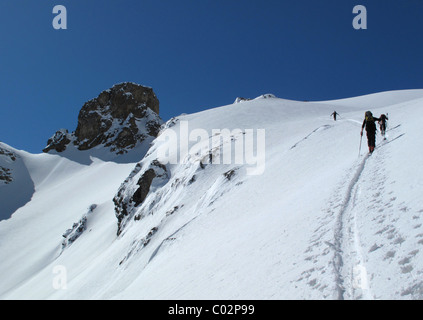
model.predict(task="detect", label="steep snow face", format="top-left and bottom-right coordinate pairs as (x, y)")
top-left (0, 143), bottom-right (34, 221)
top-left (1, 90), bottom-right (423, 300)
top-left (0, 143), bottom-right (19, 185)
top-left (0, 148), bottom-right (136, 297)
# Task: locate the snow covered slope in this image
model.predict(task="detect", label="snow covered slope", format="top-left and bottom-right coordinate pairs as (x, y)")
top-left (0, 143), bottom-right (34, 221)
top-left (1, 90), bottom-right (423, 300)
top-left (0, 146), bottom-right (136, 297)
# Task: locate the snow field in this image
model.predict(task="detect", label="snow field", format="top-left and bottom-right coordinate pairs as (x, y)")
top-left (1, 90), bottom-right (423, 299)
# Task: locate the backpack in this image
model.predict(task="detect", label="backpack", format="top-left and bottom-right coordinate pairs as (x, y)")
top-left (365, 111), bottom-right (373, 122)
top-left (365, 111), bottom-right (376, 132)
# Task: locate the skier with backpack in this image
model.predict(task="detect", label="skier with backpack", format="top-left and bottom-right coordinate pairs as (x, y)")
top-left (379, 114), bottom-right (389, 139)
top-left (361, 111), bottom-right (381, 154)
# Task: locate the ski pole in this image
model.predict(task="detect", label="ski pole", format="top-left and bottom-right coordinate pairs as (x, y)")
top-left (359, 133), bottom-right (363, 157)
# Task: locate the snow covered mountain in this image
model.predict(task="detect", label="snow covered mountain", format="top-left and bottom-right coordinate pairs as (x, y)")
top-left (1, 88), bottom-right (423, 300)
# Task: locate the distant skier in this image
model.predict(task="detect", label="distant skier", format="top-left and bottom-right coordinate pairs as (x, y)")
top-left (361, 111), bottom-right (381, 154)
top-left (379, 114), bottom-right (389, 139)
top-left (331, 111), bottom-right (340, 121)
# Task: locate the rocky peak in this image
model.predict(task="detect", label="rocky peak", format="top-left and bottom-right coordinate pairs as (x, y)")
top-left (234, 97), bottom-right (251, 104)
top-left (43, 82), bottom-right (162, 155)
top-left (233, 94), bottom-right (276, 104)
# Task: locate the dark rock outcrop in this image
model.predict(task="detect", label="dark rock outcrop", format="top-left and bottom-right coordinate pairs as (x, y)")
top-left (234, 97), bottom-right (251, 104)
top-left (0, 146), bottom-right (18, 161)
top-left (43, 129), bottom-right (71, 153)
top-left (0, 145), bottom-right (18, 185)
top-left (113, 159), bottom-right (169, 235)
top-left (0, 166), bottom-right (13, 184)
top-left (132, 169), bottom-right (157, 207)
top-left (61, 204), bottom-right (97, 250)
top-left (43, 82), bottom-right (162, 155)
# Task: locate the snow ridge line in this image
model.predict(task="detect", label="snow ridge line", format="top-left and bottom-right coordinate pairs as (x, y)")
top-left (333, 153), bottom-right (369, 300)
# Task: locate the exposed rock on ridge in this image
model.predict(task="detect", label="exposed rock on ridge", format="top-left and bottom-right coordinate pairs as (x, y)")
top-left (43, 82), bottom-right (162, 155)
top-left (113, 159), bottom-right (169, 235)
top-left (0, 145), bottom-right (18, 185)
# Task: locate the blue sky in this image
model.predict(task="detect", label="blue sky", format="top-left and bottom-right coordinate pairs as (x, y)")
top-left (1, 0), bottom-right (422, 153)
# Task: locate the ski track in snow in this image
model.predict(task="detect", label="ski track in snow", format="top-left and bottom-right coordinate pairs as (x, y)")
top-left (290, 125), bottom-right (332, 150)
top-left (301, 123), bottom-right (409, 300)
top-left (331, 124), bottom-right (406, 300)
top-left (3, 91), bottom-right (423, 300)
top-left (335, 153), bottom-right (373, 300)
